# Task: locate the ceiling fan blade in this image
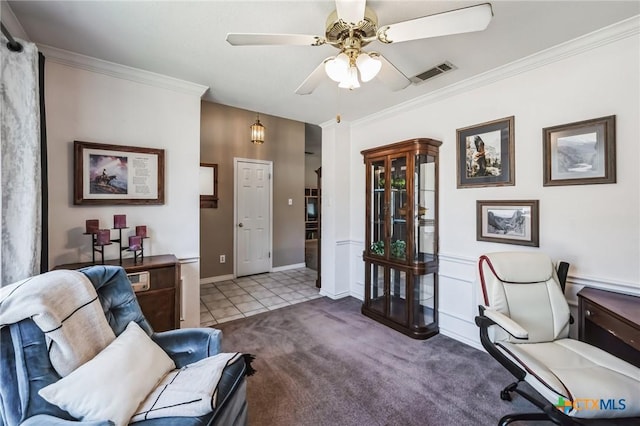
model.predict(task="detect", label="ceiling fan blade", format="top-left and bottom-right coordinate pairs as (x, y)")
top-left (295, 59), bottom-right (332, 95)
top-left (375, 55), bottom-right (411, 91)
top-left (226, 33), bottom-right (325, 46)
top-left (378, 3), bottom-right (493, 44)
top-left (335, 0), bottom-right (366, 25)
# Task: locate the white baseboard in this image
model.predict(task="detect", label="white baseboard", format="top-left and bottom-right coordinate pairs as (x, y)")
top-left (320, 289), bottom-right (351, 300)
top-left (271, 262), bottom-right (306, 272)
top-left (200, 274), bottom-right (234, 285)
top-left (200, 262), bottom-right (308, 284)
top-left (440, 327), bottom-right (483, 352)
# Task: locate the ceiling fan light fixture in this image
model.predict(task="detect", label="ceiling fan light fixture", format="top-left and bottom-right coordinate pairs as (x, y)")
top-left (325, 53), bottom-right (350, 82)
top-left (250, 113), bottom-right (265, 144)
top-left (228, 3), bottom-right (494, 95)
top-left (356, 52), bottom-right (381, 82)
top-left (338, 66), bottom-right (360, 90)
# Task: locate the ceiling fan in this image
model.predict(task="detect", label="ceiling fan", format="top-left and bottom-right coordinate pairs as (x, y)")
top-left (226, 1), bottom-right (493, 95)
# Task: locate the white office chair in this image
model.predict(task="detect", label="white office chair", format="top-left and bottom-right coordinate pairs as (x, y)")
top-left (475, 252), bottom-right (640, 425)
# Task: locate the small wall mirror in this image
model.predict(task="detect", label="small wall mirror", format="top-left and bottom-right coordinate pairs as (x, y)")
top-left (200, 163), bottom-right (218, 208)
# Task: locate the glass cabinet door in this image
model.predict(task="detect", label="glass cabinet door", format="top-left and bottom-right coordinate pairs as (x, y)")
top-left (412, 274), bottom-right (436, 329)
top-left (369, 159), bottom-right (386, 258)
top-left (389, 155), bottom-right (407, 262)
top-left (367, 263), bottom-right (386, 316)
top-left (389, 268), bottom-right (407, 325)
top-left (414, 154), bottom-right (436, 263)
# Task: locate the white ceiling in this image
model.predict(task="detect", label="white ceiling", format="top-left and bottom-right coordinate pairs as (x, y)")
top-left (8, 1), bottom-right (640, 125)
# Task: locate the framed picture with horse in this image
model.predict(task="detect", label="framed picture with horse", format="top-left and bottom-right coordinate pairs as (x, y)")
top-left (74, 140), bottom-right (165, 205)
top-left (456, 116), bottom-right (515, 189)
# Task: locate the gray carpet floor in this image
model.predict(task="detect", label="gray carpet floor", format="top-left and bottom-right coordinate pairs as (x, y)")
top-left (217, 296), bottom-right (560, 426)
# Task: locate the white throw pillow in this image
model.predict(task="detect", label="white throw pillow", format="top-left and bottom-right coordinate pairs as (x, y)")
top-left (39, 321), bottom-right (175, 426)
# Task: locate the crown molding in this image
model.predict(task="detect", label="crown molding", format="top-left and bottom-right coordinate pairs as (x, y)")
top-left (354, 15), bottom-right (640, 128)
top-left (1, 1), bottom-right (30, 41)
top-left (38, 44), bottom-right (209, 97)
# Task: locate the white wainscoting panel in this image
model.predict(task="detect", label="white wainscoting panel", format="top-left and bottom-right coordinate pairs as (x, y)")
top-left (347, 249), bottom-right (634, 349)
top-left (351, 240), bottom-right (365, 300)
top-left (438, 254), bottom-right (479, 347)
top-left (320, 240), bottom-right (353, 299)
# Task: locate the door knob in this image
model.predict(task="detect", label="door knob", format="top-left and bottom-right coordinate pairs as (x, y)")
top-left (238, 223), bottom-right (244, 227)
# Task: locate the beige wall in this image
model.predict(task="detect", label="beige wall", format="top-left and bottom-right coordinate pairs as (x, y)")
top-left (44, 60), bottom-right (203, 327)
top-left (200, 101), bottom-right (305, 279)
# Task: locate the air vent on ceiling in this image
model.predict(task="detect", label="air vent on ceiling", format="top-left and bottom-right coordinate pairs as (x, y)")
top-left (410, 61), bottom-right (456, 85)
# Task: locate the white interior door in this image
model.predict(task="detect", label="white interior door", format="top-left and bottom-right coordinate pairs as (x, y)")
top-left (235, 159), bottom-right (272, 277)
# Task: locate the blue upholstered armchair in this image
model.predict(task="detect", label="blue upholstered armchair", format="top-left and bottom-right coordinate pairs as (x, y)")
top-left (0, 266), bottom-right (248, 426)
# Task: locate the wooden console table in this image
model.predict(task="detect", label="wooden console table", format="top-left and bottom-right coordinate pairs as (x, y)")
top-left (55, 254), bottom-right (180, 332)
top-left (577, 287), bottom-right (640, 367)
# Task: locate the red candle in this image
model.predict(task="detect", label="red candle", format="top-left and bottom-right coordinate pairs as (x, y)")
top-left (96, 229), bottom-right (111, 245)
top-left (86, 219), bottom-right (99, 234)
top-left (114, 214), bottom-right (126, 229)
top-left (135, 225), bottom-right (147, 238)
top-left (129, 236), bottom-right (142, 250)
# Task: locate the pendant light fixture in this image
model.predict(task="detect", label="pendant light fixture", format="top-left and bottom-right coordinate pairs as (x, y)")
top-left (250, 113), bottom-right (265, 144)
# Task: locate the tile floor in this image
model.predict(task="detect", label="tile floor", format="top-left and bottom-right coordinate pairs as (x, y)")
top-left (200, 267), bottom-right (321, 327)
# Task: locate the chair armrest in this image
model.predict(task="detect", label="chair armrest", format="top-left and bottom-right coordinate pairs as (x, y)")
top-left (481, 307), bottom-right (529, 339)
top-left (151, 328), bottom-right (222, 368)
top-left (21, 414), bottom-right (113, 426)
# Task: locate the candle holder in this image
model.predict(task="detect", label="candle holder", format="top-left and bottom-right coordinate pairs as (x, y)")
top-left (139, 236), bottom-right (149, 263)
top-left (111, 227), bottom-right (130, 264)
top-left (82, 219), bottom-right (150, 265)
top-left (85, 229), bottom-right (112, 264)
top-left (126, 235), bottom-right (149, 265)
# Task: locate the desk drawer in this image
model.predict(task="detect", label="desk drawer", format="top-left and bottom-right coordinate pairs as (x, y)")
top-left (583, 300), bottom-right (640, 352)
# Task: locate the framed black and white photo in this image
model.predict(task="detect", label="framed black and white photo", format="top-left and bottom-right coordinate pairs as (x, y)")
top-left (476, 200), bottom-right (539, 247)
top-left (74, 141), bottom-right (165, 205)
top-left (456, 116), bottom-right (515, 188)
top-left (543, 115), bottom-right (615, 186)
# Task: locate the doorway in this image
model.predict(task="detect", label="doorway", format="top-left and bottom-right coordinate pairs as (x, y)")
top-left (234, 158), bottom-right (272, 277)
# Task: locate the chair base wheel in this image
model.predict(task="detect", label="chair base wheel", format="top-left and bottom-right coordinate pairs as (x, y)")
top-left (500, 382), bottom-right (518, 401)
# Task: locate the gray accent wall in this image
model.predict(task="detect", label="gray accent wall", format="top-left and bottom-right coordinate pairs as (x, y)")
top-left (200, 101), bottom-right (305, 279)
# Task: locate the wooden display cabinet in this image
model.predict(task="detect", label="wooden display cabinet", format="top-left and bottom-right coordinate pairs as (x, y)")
top-left (55, 254), bottom-right (180, 332)
top-left (361, 138), bottom-right (441, 339)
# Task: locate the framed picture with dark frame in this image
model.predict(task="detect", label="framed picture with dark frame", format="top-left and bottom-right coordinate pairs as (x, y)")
top-left (543, 115), bottom-right (616, 186)
top-left (199, 163), bottom-right (218, 208)
top-left (476, 200), bottom-right (539, 247)
top-left (74, 140), bottom-right (165, 205)
top-left (456, 116), bottom-right (515, 188)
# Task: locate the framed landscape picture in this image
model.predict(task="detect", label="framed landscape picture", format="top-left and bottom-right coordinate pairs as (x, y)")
top-left (476, 200), bottom-right (539, 247)
top-left (74, 141), bottom-right (165, 205)
top-left (543, 115), bottom-right (616, 186)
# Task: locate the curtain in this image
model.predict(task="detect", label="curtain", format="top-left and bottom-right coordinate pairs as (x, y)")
top-left (1, 36), bottom-right (42, 285)
top-left (39, 52), bottom-right (48, 273)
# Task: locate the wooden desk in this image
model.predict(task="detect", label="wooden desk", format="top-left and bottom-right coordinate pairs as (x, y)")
top-left (577, 287), bottom-right (640, 367)
top-left (55, 254), bottom-right (180, 332)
